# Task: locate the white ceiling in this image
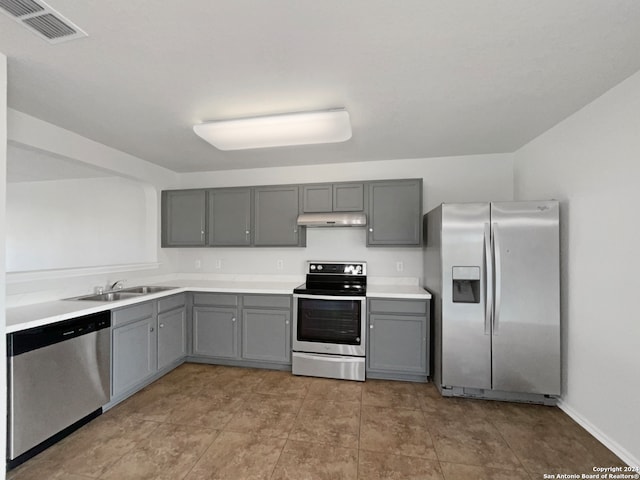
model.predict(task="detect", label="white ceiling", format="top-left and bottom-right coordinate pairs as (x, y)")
top-left (2, 0), bottom-right (640, 173)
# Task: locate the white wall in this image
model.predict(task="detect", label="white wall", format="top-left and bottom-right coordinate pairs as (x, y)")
top-left (1, 51), bottom-right (9, 480)
top-left (173, 154), bottom-right (514, 280)
top-left (4, 112), bottom-right (181, 306)
top-left (6, 177), bottom-right (156, 272)
top-left (514, 70), bottom-right (640, 466)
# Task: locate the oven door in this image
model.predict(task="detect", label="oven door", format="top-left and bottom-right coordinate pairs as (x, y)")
top-left (293, 294), bottom-right (366, 357)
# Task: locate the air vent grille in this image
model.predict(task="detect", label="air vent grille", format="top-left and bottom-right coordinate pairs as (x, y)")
top-left (0, 0), bottom-right (86, 44)
top-left (23, 13), bottom-right (75, 39)
top-left (0, 0), bottom-right (42, 17)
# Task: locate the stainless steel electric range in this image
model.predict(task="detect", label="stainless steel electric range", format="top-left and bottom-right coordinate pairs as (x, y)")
top-left (292, 261), bottom-right (367, 381)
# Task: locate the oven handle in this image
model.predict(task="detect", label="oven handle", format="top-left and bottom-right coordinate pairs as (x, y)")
top-left (294, 294), bottom-right (366, 302)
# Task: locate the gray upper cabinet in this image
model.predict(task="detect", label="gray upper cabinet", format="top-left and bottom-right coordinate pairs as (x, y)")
top-left (334, 183), bottom-right (364, 211)
top-left (161, 178), bottom-right (421, 248)
top-left (302, 185), bottom-right (332, 212)
top-left (302, 183), bottom-right (364, 212)
top-left (367, 179), bottom-right (422, 246)
top-left (161, 190), bottom-right (207, 247)
top-left (254, 186), bottom-right (302, 246)
top-left (208, 188), bottom-right (252, 246)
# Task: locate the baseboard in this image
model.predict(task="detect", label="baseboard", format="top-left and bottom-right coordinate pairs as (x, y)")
top-left (558, 399), bottom-right (639, 468)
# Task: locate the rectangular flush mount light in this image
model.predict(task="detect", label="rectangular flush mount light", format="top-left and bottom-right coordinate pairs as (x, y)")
top-left (193, 109), bottom-right (351, 151)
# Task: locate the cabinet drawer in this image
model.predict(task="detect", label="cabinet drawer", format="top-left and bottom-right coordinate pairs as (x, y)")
top-left (158, 293), bottom-right (186, 314)
top-left (368, 299), bottom-right (427, 315)
top-left (192, 293), bottom-right (238, 307)
top-left (243, 295), bottom-right (291, 309)
top-left (112, 301), bottom-right (154, 326)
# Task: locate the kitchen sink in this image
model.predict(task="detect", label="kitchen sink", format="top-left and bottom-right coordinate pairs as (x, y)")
top-left (120, 286), bottom-right (177, 294)
top-left (75, 292), bottom-right (142, 302)
top-left (70, 286), bottom-right (178, 302)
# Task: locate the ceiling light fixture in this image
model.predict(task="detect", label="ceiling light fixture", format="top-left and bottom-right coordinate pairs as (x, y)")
top-left (193, 109), bottom-right (352, 151)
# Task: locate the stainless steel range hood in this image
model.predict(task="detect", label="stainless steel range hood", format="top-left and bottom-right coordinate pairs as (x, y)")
top-left (296, 212), bottom-right (367, 227)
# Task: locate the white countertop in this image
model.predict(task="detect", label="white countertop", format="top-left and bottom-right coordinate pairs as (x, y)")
top-left (6, 279), bottom-right (431, 333)
top-left (366, 284), bottom-right (431, 300)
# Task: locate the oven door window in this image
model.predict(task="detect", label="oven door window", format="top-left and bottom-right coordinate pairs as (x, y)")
top-left (297, 298), bottom-right (362, 345)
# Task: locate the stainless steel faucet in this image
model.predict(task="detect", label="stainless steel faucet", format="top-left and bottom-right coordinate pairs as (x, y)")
top-left (110, 280), bottom-right (125, 291)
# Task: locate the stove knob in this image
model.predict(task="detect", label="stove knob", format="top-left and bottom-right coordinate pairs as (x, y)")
top-left (310, 265), bottom-right (316, 270)
top-left (317, 265), bottom-right (323, 271)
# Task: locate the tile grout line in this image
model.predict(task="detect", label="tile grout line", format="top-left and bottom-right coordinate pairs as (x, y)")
top-left (356, 381), bottom-right (364, 480)
top-left (482, 409), bottom-right (537, 476)
top-left (415, 383), bottom-right (447, 480)
top-left (267, 375), bottom-right (311, 479)
top-left (94, 419), bottom-right (164, 480)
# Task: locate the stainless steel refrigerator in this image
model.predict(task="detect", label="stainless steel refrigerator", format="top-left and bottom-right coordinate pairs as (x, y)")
top-left (424, 201), bottom-right (560, 404)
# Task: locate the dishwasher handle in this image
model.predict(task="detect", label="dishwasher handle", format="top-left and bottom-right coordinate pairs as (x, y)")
top-left (8, 311), bottom-right (111, 357)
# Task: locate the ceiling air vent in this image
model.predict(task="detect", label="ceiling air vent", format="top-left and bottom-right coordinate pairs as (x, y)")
top-left (0, 0), bottom-right (87, 44)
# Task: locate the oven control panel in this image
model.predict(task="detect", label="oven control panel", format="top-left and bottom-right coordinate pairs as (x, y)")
top-left (307, 262), bottom-right (367, 275)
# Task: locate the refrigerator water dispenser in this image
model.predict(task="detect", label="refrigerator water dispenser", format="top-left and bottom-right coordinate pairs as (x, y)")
top-left (452, 266), bottom-right (480, 303)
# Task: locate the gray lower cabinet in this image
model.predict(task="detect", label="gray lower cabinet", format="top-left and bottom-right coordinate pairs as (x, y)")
top-left (157, 305), bottom-right (187, 370)
top-left (111, 295), bottom-right (187, 401)
top-left (367, 179), bottom-right (422, 246)
top-left (191, 293), bottom-right (292, 367)
top-left (111, 302), bottom-right (157, 398)
top-left (192, 306), bottom-right (239, 359)
top-left (161, 189), bottom-right (207, 247)
top-left (208, 188), bottom-right (252, 246)
top-left (242, 308), bottom-right (291, 364)
top-left (253, 186), bottom-right (303, 246)
top-left (366, 298), bottom-right (430, 381)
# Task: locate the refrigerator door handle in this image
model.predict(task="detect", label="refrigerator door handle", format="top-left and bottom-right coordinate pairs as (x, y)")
top-left (492, 222), bottom-right (502, 335)
top-left (484, 222), bottom-right (493, 335)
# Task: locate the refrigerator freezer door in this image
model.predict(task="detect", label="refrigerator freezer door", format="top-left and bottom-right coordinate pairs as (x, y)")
top-left (441, 203), bottom-right (492, 390)
top-left (490, 201), bottom-right (561, 395)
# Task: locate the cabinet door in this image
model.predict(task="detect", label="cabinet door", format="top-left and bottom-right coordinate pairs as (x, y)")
top-left (242, 308), bottom-right (291, 364)
top-left (157, 307), bottom-right (187, 370)
top-left (208, 188), bottom-right (252, 246)
top-left (192, 306), bottom-right (239, 358)
top-left (302, 184), bottom-right (332, 212)
top-left (333, 183), bottom-right (364, 211)
top-left (112, 316), bottom-right (157, 397)
top-left (162, 190), bottom-right (207, 247)
top-left (368, 313), bottom-right (427, 374)
top-left (367, 180), bottom-right (422, 246)
top-left (254, 186), bottom-right (301, 246)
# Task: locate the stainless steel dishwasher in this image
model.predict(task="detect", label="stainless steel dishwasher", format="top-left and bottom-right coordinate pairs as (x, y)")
top-left (7, 311), bottom-right (111, 469)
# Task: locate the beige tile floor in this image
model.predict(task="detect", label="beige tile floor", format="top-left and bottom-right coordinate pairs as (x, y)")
top-left (9, 363), bottom-right (626, 480)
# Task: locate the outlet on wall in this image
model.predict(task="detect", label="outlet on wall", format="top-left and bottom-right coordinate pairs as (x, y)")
top-left (215, 259), bottom-right (222, 269)
top-left (396, 261), bottom-right (404, 272)
top-left (276, 259), bottom-right (284, 270)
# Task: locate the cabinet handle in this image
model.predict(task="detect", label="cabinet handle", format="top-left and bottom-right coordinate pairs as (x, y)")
top-left (245, 230), bottom-right (250, 235)
top-left (159, 323), bottom-right (164, 328)
top-left (285, 321), bottom-right (289, 325)
top-left (231, 317), bottom-right (236, 322)
top-left (370, 324), bottom-right (374, 329)
top-left (369, 227), bottom-right (373, 232)
top-left (150, 327), bottom-right (154, 332)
